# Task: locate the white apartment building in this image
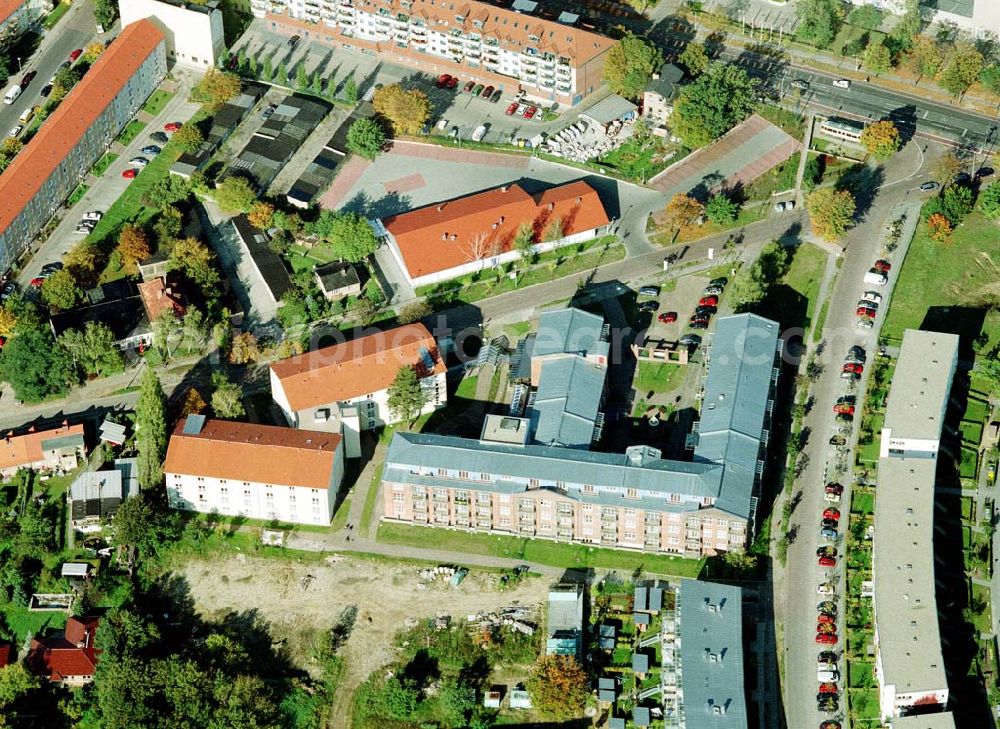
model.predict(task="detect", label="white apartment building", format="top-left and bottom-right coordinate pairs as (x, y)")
top-left (120, 0), bottom-right (225, 68)
top-left (270, 322), bottom-right (447, 453)
top-left (0, 0), bottom-right (48, 47)
top-left (163, 415), bottom-right (344, 525)
top-left (252, 0), bottom-right (614, 107)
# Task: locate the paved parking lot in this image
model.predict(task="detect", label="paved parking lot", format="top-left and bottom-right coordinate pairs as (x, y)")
top-left (639, 274), bottom-right (713, 344)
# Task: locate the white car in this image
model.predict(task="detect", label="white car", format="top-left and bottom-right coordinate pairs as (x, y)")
top-left (129, 157), bottom-right (149, 168)
top-left (817, 583), bottom-right (835, 596)
top-left (857, 319), bottom-right (874, 330)
top-left (863, 291), bottom-right (882, 304)
top-left (7, 125), bottom-right (20, 138)
top-left (833, 78), bottom-right (851, 89)
top-left (82, 210), bottom-right (103, 222)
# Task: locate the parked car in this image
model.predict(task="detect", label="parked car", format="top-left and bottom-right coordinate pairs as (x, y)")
top-left (833, 403), bottom-right (854, 415)
top-left (699, 296), bottom-right (718, 307)
top-left (832, 78), bottom-right (851, 89)
top-left (919, 180), bottom-right (939, 191)
top-left (40, 262), bottom-right (63, 275)
top-left (816, 583), bottom-right (835, 596)
top-left (873, 259), bottom-right (891, 272)
top-left (815, 633), bottom-right (838, 645)
top-left (823, 508), bottom-right (840, 521)
top-left (150, 131), bottom-right (169, 144)
top-left (121, 168), bottom-right (138, 179)
top-left (816, 622), bottom-right (836, 635)
top-left (436, 73), bottom-right (453, 88)
top-left (7, 126), bottom-right (21, 138)
top-left (817, 546), bottom-right (836, 558)
top-left (864, 269), bottom-right (887, 286)
top-left (791, 79), bottom-right (809, 90)
top-left (857, 318), bottom-right (874, 330)
top-left (287, 35), bottom-right (301, 47)
top-left (164, 121), bottom-right (182, 132)
top-left (694, 305), bottom-right (716, 317)
top-left (817, 605), bottom-right (837, 618)
top-left (703, 285), bottom-right (724, 296)
top-left (658, 311), bottom-right (678, 324)
top-left (709, 277), bottom-right (728, 287)
top-left (820, 722), bottom-right (842, 729)
top-left (638, 301), bottom-right (659, 313)
top-left (679, 334), bottom-right (702, 347)
top-left (820, 528), bottom-right (838, 542)
top-left (29, 276), bottom-right (44, 287)
top-left (689, 320), bottom-right (709, 330)
top-left (821, 518), bottom-right (838, 530)
top-left (829, 434), bottom-right (846, 446)
top-left (639, 286), bottom-right (660, 297)
top-left (817, 613), bottom-right (836, 625)
top-left (818, 555), bottom-right (837, 567)
top-left (856, 306), bottom-right (876, 318)
top-left (523, 105), bottom-right (537, 119)
top-left (0, 282), bottom-right (17, 301)
top-left (68, 49), bottom-right (83, 62)
top-left (842, 363), bottom-right (863, 375)
top-left (825, 483), bottom-right (843, 496)
top-left (505, 102), bottom-right (519, 115)
top-left (129, 157), bottom-right (149, 168)
top-left (471, 83), bottom-right (484, 96)
top-left (489, 89), bottom-right (502, 102)
top-left (39, 84), bottom-right (52, 97)
top-left (956, 172), bottom-right (971, 185)
top-left (446, 76), bottom-right (459, 89)
top-left (848, 345), bottom-right (867, 360)
top-left (482, 85), bottom-right (494, 98)
top-left (141, 145), bottom-right (161, 156)
top-left (861, 292), bottom-right (882, 306)
top-left (976, 166), bottom-right (995, 178)
top-left (463, 81), bottom-right (475, 93)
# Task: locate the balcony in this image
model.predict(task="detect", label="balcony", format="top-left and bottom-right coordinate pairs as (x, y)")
top-left (557, 529), bottom-right (573, 539)
top-left (477, 519), bottom-right (491, 528)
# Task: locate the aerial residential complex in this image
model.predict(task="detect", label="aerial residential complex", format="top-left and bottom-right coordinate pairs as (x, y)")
top-left (120, 0), bottom-right (226, 68)
top-left (0, 19), bottom-right (167, 272)
top-left (380, 311), bottom-right (781, 557)
top-left (163, 415), bottom-right (345, 525)
top-left (872, 329), bottom-right (959, 721)
top-left (252, 0), bottom-right (615, 106)
top-left (665, 580), bottom-right (748, 729)
top-left (378, 180), bottom-right (611, 287)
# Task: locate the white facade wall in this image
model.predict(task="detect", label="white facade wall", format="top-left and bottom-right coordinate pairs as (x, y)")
top-left (120, 0), bottom-right (225, 68)
top-left (165, 444), bottom-right (343, 525)
top-left (387, 227), bottom-right (605, 288)
top-left (297, 371), bottom-right (447, 431)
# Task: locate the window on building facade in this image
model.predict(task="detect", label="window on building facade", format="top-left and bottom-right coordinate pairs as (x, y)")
top-left (626, 488), bottom-right (637, 499)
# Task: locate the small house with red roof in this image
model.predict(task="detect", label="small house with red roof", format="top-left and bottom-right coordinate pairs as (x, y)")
top-left (28, 616), bottom-right (100, 686)
top-left (377, 180), bottom-right (611, 287)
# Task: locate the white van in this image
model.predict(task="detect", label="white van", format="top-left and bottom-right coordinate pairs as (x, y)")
top-left (833, 79), bottom-right (851, 89)
top-left (471, 124), bottom-right (488, 142)
top-left (864, 270), bottom-right (888, 286)
top-left (817, 669), bottom-right (840, 682)
top-left (4, 85), bottom-right (21, 105)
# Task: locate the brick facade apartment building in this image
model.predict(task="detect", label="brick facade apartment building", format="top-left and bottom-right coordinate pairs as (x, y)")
top-left (164, 415), bottom-right (345, 525)
top-left (252, 0), bottom-right (614, 107)
top-left (380, 312), bottom-right (782, 557)
top-left (0, 19), bottom-right (167, 272)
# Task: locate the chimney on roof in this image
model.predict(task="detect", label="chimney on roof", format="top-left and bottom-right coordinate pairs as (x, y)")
top-left (501, 185), bottom-right (510, 192)
top-left (548, 202), bottom-right (554, 211)
top-left (492, 223), bottom-right (498, 229)
top-left (450, 234), bottom-right (457, 240)
top-left (437, 203), bottom-right (446, 211)
top-left (156, 288), bottom-right (164, 300)
top-left (441, 232), bottom-right (448, 240)
top-left (576, 196), bottom-right (582, 203)
top-left (499, 215), bottom-right (505, 223)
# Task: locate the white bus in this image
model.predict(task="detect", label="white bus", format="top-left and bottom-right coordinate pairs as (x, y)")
top-left (819, 117), bottom-right (864, 143)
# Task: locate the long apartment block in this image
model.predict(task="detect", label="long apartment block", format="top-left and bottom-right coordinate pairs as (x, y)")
top-left (0, 19), bottom-right (167, 272)
top-left (253, 0), bottom-right (614, 107)
top-left (380, 312), bottom-right (782, 557)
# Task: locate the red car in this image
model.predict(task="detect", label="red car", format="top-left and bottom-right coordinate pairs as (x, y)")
top-left (818, 555), bottom-right (837, 567)
top-left (164, 121), bottom-right (182, 132)
top-left (20, 71), bottom-right (35, 88)
top-left (68, 49), bottom-right (82, 62)
top-left (462, 81), bottom-right (475, 93)
top-left (816, 622), bottom-right (836, 634)
top-left (436, 73), bottom-right (453, 88)
top-left (122, 168), bottom-right (138, 179)
top-left (817, 613), bottom-right (836, 624)
top-left (874, 259), bottom-right (891, 272)
top-left (699, 295), bottom-right (718, 307)
top-left (833, 403), bottom-right (854, 415)
top-left (658, 311), bottom-right (678, 323)
top-left (818, 683), bottom-right (838, 695)
top-left (30, 277), bottom-right (44, 287)
top-left (523, 105), bottom-right (537, 119)
top-left (825, 483), bottom-right (843, 496)
top-left (842, 363), bottom-right (863, 375)
top-left (821, 721), bottom-right (842, 729)
top-left (482, 85), bottom-right (494, 98)
top-left (506, 102), bottom-right (519, 115)
top-left (856, 306), bottom-right (876, 318)
top-left (689, 316), bottom-right (709, 326)
top-left (447, 76), bottom-right (459, 89)
top-left (823, 508), bottom-right (840, 521)
top-left (815, 633), bottom-right (838, 645)
top-left (227, 55), bottom-right (238, 70)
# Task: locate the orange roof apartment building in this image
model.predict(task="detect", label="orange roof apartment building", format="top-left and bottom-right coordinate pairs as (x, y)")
top-left (0, 423), bottom-right (86, 478)
top-left (378, 180), bottom-right (610, 286)
top-left (252, 0), bottom-right (614, 107)
top-left (163, 415), bottom-right (344, 525)
top-left (0, 19), bottom-right (167, 273)
top-left (269, 322), bottom-right (447, 453)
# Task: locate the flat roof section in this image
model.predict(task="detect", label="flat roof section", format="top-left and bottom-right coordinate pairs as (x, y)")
top-left (892, 713), bottom-right (957, 729)
top-left (873, 329), bottom-right (959, 708)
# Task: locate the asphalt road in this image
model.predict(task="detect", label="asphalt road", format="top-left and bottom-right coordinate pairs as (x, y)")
top-left (777, 149), bottom-right (925, 726)
top-left (0, 3), bottom-right (96, 139)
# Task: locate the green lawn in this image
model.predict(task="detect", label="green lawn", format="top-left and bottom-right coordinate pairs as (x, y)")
top-left (848, 688), bottom-right (881, 724)
top-left (961, 495), bottom-right (975, 522)
top-left (4, 605), bottom-right (67, 641)
top-left (596, 134), bottom-right (674, 182)
top-left (961, 447), bottom-right (979, 479)
top-left (965, 397), bottom-right (990, 425)
top-left (962, 419), bottom-right (985, 446)
top-left (781, 242), bottom-right (827, 332)
top-left (359, 464), bottom-right (383, 532)
top-left (848, 660), bottom-right (875, 689)
top-left (43, 2), bottom-right (70, 29)
top-left (92, 152), bottom-right (118, 177)
top-left (117, 119), bottom-right (147, 147)
top-left (972, 582), bottom-right (993, 634)
top-left (377, 522), bottom-right (706, 577)
top-left (141, 89), bottom-right (174, 117)
top-left (67, 184), bottom-right (89, 207)
top-left (454, 375), bottom-right (479, 400)
top-left (851, 491), bottom-right (875, 515)
top-left (285, 244), bottom-right (339, 274)
top-left (633, 362), bottom-right (686, 396)
top-left (882, 212), bottom-right (1000, 353)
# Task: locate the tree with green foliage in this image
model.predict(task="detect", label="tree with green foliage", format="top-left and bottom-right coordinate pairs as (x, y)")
top-left (526, 654), bottom-right (588, 720)
top-left (41, 269), bottom-right (82, 311)
top-left (941, 183), bottom-right (974, 223)
top-left (346, 117), bottom-right (387, 160)
top-left (729, 241), bottom-right (790, 311)
top-left (262, 56), bottom-right (273, 81)
top-left (194, 68), bottom-right (242, 106)
top-left (979, 181), bottom-right (1000, 219)
top-left (111, 492), bottom-right (176, 557)
top-left (677, 43), bottom-right (709, 77)
top-left (907, 35), bottom-right (944, 84)
top-left (938, 43), bottom-right (984, 96)
top-left (296, 62), bottom-right (308, 90)
top-left (796, 0), bottom-right (845, 49)
top-left (890, 0), bottom-right (923, 52)
top-left (705, 192), bottom-right (739, 225)
top-left (58, 322), bottom-right (125, 378)
top-left (514, 221), bottom-right (535, 263)
top-left (847, 4), bottom-right (883, 31)
top-left (343, 75), bottom-right (358, 103)
top-left (387, 365), bottom-right (427, 425)
top-left (672, 63), bottom-right (758, 148)
top-left (438, 679), bottom-right (477, 728)
top-left (310, 70), bottom-right (324, 96)
top-left (173, 123), bottom-right (204, 153)
top-left (211, 372), bottom-right (245, 419)
top-left (0, 327), bottom-right (74, 401)
top-left (143, 174), bottom-right (191, 210)
top-left (308, 210), bottom-right (379, 262)
top-left (0, 663), bottom-right (39, 712)
top-left (397, 300), bottom-right (432, 325)
top-left (863, 40), bottom-right (892, 75)
top-left (135, 366), bottom-right (167, 489)
top-left (170, 236), bottom-right (221, 291)
top-left (94, 0), bottom-right (117, 28)
top-left (602, 33), bottom-right (663, 99)
top-left (806, 187), bottom-right (856, 240)
top-left (980, 64), bottom-right (1000, 106)
top-left (214, 175), bottom-right (258, 215)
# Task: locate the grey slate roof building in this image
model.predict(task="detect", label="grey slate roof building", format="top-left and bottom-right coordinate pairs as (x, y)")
top-left (230, 215), bottom-right (294, 307)
top-left (69, 458), bottom-right (138, 527)
top-left (633, 706), bottom-right (651, 727)
top-left (314, 261), bottom-right (362, 300)
top-left (645, 62), bottom-right (684, 100)
top-left (673, 579), bottom-right (748, 729)
top-left (598, 676), bottom-right (616, 703)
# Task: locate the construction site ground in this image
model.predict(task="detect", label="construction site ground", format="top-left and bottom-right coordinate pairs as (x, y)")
top-left (181, 554), bottom-right (551, 727)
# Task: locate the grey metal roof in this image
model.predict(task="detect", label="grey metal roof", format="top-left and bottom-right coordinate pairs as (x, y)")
top-left (582, 94), bottom-right (639, 125)
top-left (532, 307), bottom-right (608, 359)
top-left (530, 355), bottom-right (604, 448)
top-left (632, 706), bottom-right (651, 726)
top-left (231, 216), bottom-right (294, 302)
top-left (609, 718), bottom-right (626, 729)
top-left (635, 586), bottom-right (649, 611)
top-left (632, 652), bottom-right (649, 672)
top-left (678, 579), bottom-right (748, 729)
top-left (315, 261), bottom-right (360, 292)
top-left (546, 584), bottom-right (583, 656)
top-left (874, 330), bottom-right (958, 703)
top-left (69, 458), bottom-right (137, 503)
top-left (599, 677), bottom-right (615, 690)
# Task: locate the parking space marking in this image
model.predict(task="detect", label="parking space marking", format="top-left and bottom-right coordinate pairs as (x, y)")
top-left (384, 172), bottom-right (426, 195)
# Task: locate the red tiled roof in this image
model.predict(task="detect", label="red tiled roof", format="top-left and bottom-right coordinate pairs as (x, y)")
top-left (270, 322), bottom-right (445, 412)
top-left (0, 423), bottom-right (84, 470)
top-left (0, 20), bottom-right (165, 237)
top-left (382, 180), bottom-right (609, 280)
top-left (138, 277), bottom-right (186, 321)
top-left (163, 418), bottom-right (342, 489)
top-left (28, 617), bottom-right (100, 681)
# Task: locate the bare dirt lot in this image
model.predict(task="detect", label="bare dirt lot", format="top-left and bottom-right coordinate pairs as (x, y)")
top-left (181, 554), bottom-right (551, 726)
